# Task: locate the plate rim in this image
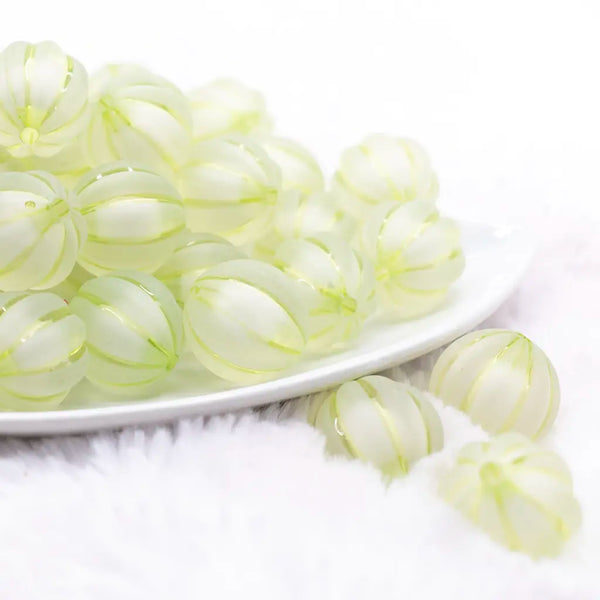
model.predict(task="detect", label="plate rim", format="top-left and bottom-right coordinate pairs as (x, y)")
top-left (0, 220), bottom-right (535, 436)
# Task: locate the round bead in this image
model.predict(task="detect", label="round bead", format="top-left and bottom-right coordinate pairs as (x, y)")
top-left (251, 190), bottom-right (355, 261)
top-left (188, 78), bottom-right (272, 141)
top-left (7, 139), bottom-right (92, 188)
top-left (0, 41), bottom-right (89, 158)
top-left (85, 64), bottom-right (193, 176)
top-left (155, 233), bottom-right (246, 304)
top-left (184, 259), bottom-right (308, 383)
top-left (430, 329), bottom-right (560, 439)
top-left (332, 134), bottom-right (438, 217)
top-left (0, 292), bottom-right (87, 410)
top-left (70, 272), bottom-right (183, 394)
top-left (0, 171), bottom-right (85, 291)
top-left (259, 135), bottom-right (324, 194)
top-left (275, 190), bottom-right (352, 239)
top-left (309, 376), bottom-right (444, 477)
top-left (178, 135), bottom-right (280, 244)
top-left (274, 233), bottom-right (375, 350)
top-left (73, 162), bottom-right (186, 275)
top-left (440, 433), bottom-right (581, 557)
top-left (361, 201), bottom-right (465, 318)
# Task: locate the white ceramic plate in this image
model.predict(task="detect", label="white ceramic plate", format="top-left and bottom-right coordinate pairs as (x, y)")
top-left (0, 221), bottom-right (534, 436)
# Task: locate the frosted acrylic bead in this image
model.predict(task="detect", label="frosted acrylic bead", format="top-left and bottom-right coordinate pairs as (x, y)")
top-left (0, 292), bottom-right (87, 410)
top-left (73, 162), bottom-right (186, 275)
top-left (189, 78), bottom-right (272, 141)
top-left (70, 272), bottom-right (183, 394)
top-left (362, 201), bottom-right (465, 318)
top-left (430, 329), bottom-right (560, 439)
top-left (155, 233), bottom-right (246, 304)
top-left (7, 139), bottom-right (92, 188)
top-left (0, 41), bottom-right (89, 158)
top-left (332, 134), bottom-right (438, 217)
top-left (85, 64), bottom-right (193, 176)
top-left (274, 233), bottom-right (375, 350)
top-left (184, 259), bottom-right (308, 383)
top-left (440, 433), bottom-right (581, 557)
top-left (309, 376), bottom-right (444, 477)
top-left (251, 190), bottom-right (355, 261)
top-left (0, 171), bottom-right (85, 291)
top-left (274, 190), bottom-right (352, 239)
top-left (178, 136), bottom-right (281, 244)
top-left (259, 135), bottom-right (324, 194)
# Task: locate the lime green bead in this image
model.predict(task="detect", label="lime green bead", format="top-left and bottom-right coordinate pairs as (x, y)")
top-left (276, 190), bottom-right (354, 239)
top-left (155, 233), bottom-right (246, 304)
top-left (332, 134), bottom-right (439, 217)
top-left (184, 259), bottom-right (308, 383)
top-left (189, 78), bottom-right (272, 141)
top-left (86, 64), bottom-right (193, 176)
top-left (310, 376), bottom-right (444, 477)
top-left (440, 433), bottom-right (581, 558)
top-left (251, 190), bottom-right (355, 260)
top-left (179, 135), bottom-right (280, 244)
top-left (430, 329), bottom-right (560, 439)
top-left (73, 162), bottom-right (186, 275)
top-left (259, 136), bottom-right (324, 195)
top-left (70, 271), bottom-right (183, 394)
top-left (0, 171), bottom-right (85, 291)
top-left (0, 291), bottom-right (88, 410)
top-left (0, 41), bottom-right (89, 158)
top-left (362, 201), bottom-right (465, 318)
top-left (274, 233), bottom-right (375, 351)
top-left (5, 139), bottom-right (92, 188)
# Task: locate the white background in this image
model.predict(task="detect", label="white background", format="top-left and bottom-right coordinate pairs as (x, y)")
top-left (6, 0), bottom-right (599, 223)
top-left (1, 1), bottom-right (599, 598)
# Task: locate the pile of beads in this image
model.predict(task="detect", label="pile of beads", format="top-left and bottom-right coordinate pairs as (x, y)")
top-left (0, 39), bottom-right (465, 404)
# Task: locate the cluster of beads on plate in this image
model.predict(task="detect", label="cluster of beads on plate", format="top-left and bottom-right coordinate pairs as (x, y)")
top-left (0, 39), bottom-right (467, 405)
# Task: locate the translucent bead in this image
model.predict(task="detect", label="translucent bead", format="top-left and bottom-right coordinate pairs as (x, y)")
top-left (85, 64), bottom-right (193, 176)
top-left (178, 136), bottom-right (280, 244)
top-left (0, 291), bottom-right (87, 410)
top-left (73, 162), bottom-right (186, 275)
top-left (0, 171), bottom-right (85, 291)
top-left (309, 376), bottom-right (443, 477)
top-left (184, 259), bottom-right (308, 383)
top-left (332, 134), bottom-right (439, 217)
top-left (430, 329), bottom-right (560, 439)
top-left (0, 41), bottom-right (89, 158)
top-left (251, 190), bottom-right (355, 261)
top-left (440, 433), bottom-right (581, 558)
top-left (155, 233), bottom-right (246, 304)
top-left (70, 272), bottom-right (183, 394)
top-left (5, 139), bottom-right (92, 188)
top-left (275, 190), bottom-right (352, 239)
top-left (362, 201), bottom-right (465, 318)
top-left (189, 78), bottom-right (272, 141)
top-left (274, 233), bottom-right (375, 351)
top-left (259, 135), bottom-right (324, 194)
